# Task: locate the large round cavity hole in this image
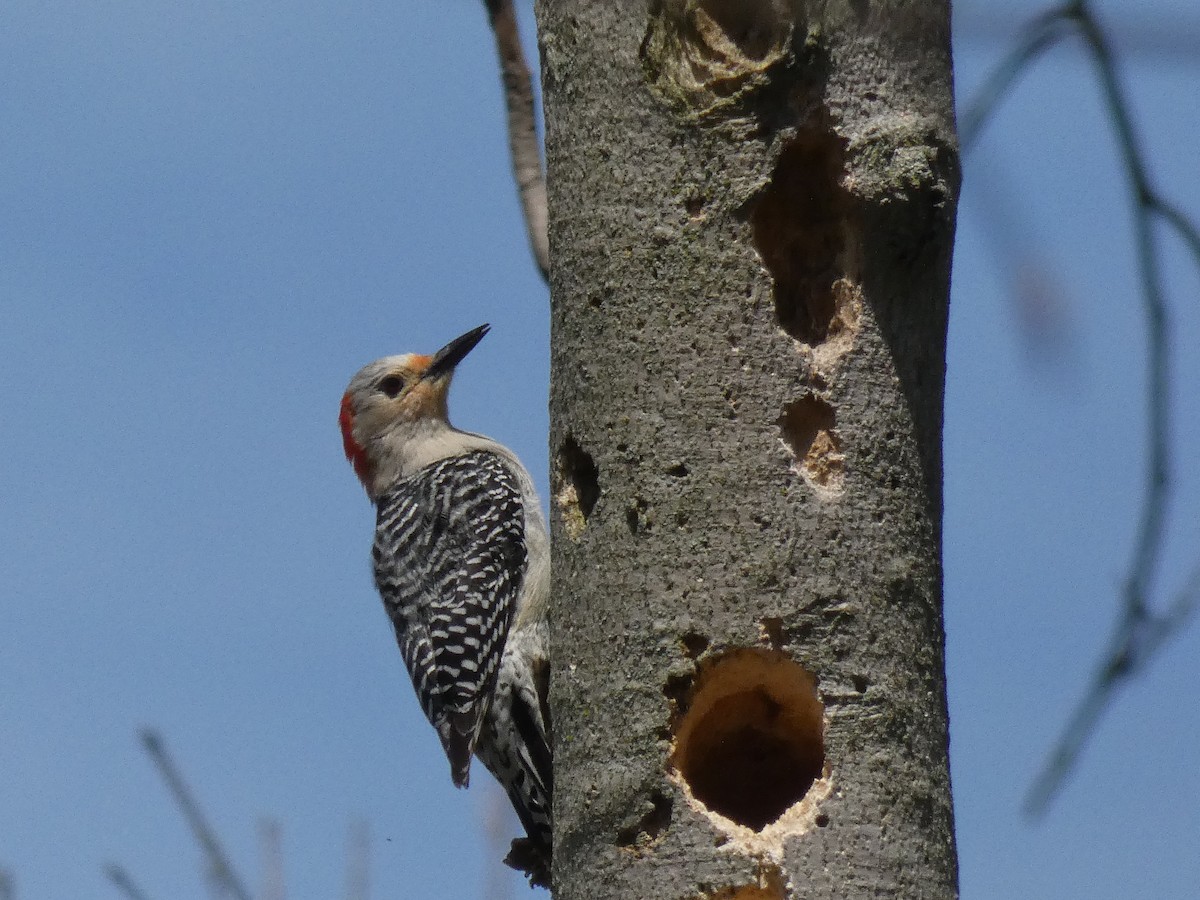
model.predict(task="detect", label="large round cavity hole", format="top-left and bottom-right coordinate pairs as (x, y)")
top-left (672, 649), bottom-right (824, 831)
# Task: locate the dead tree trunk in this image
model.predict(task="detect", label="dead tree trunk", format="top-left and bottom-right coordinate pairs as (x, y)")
top-left (539, 2), bottom-right (959, 897)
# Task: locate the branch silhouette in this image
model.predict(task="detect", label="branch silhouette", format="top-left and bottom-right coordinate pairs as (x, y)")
top-left (961, 0), bottom-right (1200, 816)
top-left (140, 729), bottom-right (252, 900)
top-left (344, 821), bottom-right (370, 900)
top-left (259, 819), bottom-right (286, 900)
top-left (104, 865), bottom-right (153, 900)
top-left (482, 0), bottom-right (549, 283)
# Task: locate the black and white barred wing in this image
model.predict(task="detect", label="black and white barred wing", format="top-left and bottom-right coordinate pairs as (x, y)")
top-left (372, 450), bottom-right (527, 788)
top-left (477, 621), bottom-right (552, 885)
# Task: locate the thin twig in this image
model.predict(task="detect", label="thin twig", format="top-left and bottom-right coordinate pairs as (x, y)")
top-left (1154, 197), bottom-right (1200, 272)
top-left (482, 0), bottom-right (550, 282)
top-left (956, 7), bottom-right (1200, 60)
top-left (1025, 564), bottom-right (1200, 815)
top-left (104, 864), bottom-right (153, 900)
top-left (1022, 1), bottom-right (1169, 816)
top-left (962, 0), bottom-right (1200, 816)
top-left (959, 8), bottom-right (1075, 151)
top-left (139, 729), bottom-right (252, 900)
top-left (344, 821), bottom-right (370, 900)
top-left (1072, 0), bottom-right (1173, 625)
top-left (961, 0), bottom-right (1200, 815)
top-left (482, 785), bottom-right (515, 900)
top-left (260, 819), bottom-right (286, 900)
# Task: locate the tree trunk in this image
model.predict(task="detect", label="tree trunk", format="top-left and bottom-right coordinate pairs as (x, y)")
top-left (539, 2), bottom-right (959, 898)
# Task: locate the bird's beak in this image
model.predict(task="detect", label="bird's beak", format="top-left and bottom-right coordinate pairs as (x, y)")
top-left (424, 324), bottom-right (490, 381)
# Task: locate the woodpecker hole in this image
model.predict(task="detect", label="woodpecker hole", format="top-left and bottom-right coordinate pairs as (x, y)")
top-left (692, 865), bottom-right (787, 900)
top-left (640, 0), bottom-right (793, 113)
top-left (555, 436), bottom-right (599, 540)
top-left (616, 790), bottom-right (673, 855)
top-left (760, 617), bottom-right (786, 649)
top-left (751, 134), bottom-right (861, 357)
top-left (693, 0), bottom-right (788, 62)
top-left (777, 395), bottom-right (844, 493)
top-left (627, 497), bottom-right (650, 535)
top-left (704, 885), bottom-right (785, 900)
top-left (671, 649), bottom-right (825, 832)
top-left (681, 631), bottom-right (710, 660)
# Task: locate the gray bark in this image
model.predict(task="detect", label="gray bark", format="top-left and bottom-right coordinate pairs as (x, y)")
top-left (538, 2), bottom-right (959, 898)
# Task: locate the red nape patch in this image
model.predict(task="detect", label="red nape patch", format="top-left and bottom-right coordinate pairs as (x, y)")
top-left (339, 393), bottom-right (371, 485)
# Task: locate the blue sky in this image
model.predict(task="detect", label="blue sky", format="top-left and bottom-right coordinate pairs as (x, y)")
top-left (1, 1), bottom-right (1197, 897)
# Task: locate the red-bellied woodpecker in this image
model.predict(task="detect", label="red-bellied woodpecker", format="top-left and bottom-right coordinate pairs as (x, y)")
top-left (339, 324), bottom-right (551, 885)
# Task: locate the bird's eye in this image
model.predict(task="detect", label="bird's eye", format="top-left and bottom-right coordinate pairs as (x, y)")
top-left (378, 375), bottom-right (405, 398)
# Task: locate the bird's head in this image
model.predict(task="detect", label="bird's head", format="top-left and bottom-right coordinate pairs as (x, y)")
top-left (340, 324), bottom-right (490, 498)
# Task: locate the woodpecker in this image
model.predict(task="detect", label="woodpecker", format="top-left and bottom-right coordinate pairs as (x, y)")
top-left (339, 324), bottom-right (551, 885)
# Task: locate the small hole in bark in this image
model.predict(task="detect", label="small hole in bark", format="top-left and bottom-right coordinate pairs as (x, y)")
top-left (681, 632), bottom-right (710, 659)
top-left (672, 649), bottom-right (824, 831)
top-left (626, 497), bottom-right (649, 535)
top-left (777, 396), bottom-right (844, 492)
top-left (666, 462), bottom-right (690, 477)
top-left (760, 617), bottom-right (785, 648)
top-left (815, 813), bottom-right (829, 827)
top-left (555, 436), bottom-right (600, 539)
top-left (751, 134), bottom-right (860, 348)
top-left (664, 671), bottom-right (692, 709)
top-left (616, 790), bottom-right (673, 852)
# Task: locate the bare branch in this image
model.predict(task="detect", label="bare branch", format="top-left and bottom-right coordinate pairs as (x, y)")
top-left (963, 0), bottom-right (1200, 815)
top-left (260, 819), bottom-right (286, 900)
top-left (958, 8), bottom-right (1075, 151)
top-left (1154, 197), bottom-right (1200, 274)
top-left (483, 0), bottom-right (549, 282)
top-left (104, 864), bottom-right (153, 900)
top-left (957, 0), bottom-right (1200, 815)
top-left (139, 729), bottom-right (252, 900)
top-left (482, 786), bottom-right (515, 900)
top-left (956, 7), bottom-right (1200, 60)
top-left (1025, 563), bottom-right (1200, 816)
top-left (344, 821), bottom-right (370, 900)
